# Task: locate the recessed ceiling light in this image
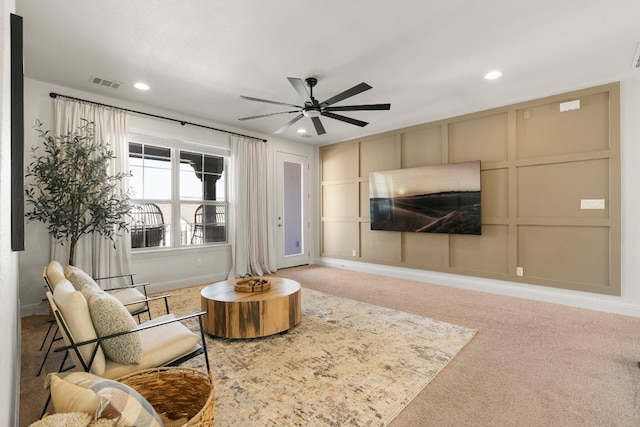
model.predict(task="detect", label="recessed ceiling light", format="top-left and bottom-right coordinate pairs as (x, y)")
top-left (297, 128), bottom-right (307, 134)
top-left (134, 82), bottom-right (150, 91)
top-left (484, 71), bottom-right (503, 80)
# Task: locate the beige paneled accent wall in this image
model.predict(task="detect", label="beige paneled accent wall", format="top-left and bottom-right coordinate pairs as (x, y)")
top-left (320, 83), bottom-right (620, 295)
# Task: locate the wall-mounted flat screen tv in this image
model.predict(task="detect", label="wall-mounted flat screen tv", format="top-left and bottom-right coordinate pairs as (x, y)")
top-left (369, 160), bottom-right (481, 235)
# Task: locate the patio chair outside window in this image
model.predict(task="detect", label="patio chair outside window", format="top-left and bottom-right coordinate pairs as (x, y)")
top-left (190, 204), bottom-right (226, 244)
top-left (131, 203), bottom-right (165, 248)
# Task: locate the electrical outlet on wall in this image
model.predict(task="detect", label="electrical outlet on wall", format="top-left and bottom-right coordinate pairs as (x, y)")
top-left (516, 267), bottom-right (524, 276)
top-left (352, 249), bottom-right (356, 256)
top-left (196, 258), bottom-right (202, 268)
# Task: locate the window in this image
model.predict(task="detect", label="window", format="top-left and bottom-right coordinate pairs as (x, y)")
top-left (128, 141), bottom-right (227, 249)
top-left (179, 151), bottom-right (226, 245)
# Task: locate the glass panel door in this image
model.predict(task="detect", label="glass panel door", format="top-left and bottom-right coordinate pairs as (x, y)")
top-left (276, 152), bottom-right (309, 268)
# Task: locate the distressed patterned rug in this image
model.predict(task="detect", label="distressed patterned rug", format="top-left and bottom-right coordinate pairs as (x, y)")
top-left (176, 286), bottom-right (477, 426)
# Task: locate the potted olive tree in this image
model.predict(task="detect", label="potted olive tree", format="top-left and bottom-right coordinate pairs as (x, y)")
top-left (25, 119), bottom-right (132, 265)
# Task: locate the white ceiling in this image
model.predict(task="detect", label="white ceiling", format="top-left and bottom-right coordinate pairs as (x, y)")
top-left (16, 0), bottom-right (640, 145)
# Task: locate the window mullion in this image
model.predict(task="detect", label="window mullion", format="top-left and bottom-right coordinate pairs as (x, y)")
top-left (171, 148), bottom-right (181, 247)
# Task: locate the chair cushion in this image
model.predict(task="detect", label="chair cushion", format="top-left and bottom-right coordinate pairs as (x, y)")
top-left (46, 371), bottom-right (163, 427)
top-left (82, 285), bottom-right (143, 365)
top-left (46, 260), bottom-right (67, 290)
top-left (102, 315), bottom-right (200, 379)
top-left (52, 280), bottom-right (106, 375)
top-left (66, 265), bottom-right (101, 291)
top-left (112, 288), bottom-right (148, 315)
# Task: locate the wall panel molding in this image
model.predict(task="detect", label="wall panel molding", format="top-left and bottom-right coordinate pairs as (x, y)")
top-left (320, 83), bottom-right (620, 295)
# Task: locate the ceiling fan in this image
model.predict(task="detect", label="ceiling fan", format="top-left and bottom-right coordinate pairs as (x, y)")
top-left (238, 77), bottom-right (391, 136)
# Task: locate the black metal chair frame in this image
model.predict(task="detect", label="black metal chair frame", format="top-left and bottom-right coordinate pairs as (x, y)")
top-left (93, 273), bottom-right (159, 321)
top-left (37, 318), bottom-right (62, 376)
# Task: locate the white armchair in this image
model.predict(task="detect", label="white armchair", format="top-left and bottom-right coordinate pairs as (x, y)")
top-left (41, 265), bottom-right (210, 417)
top-left (38, 261), bottom-right (171, 375)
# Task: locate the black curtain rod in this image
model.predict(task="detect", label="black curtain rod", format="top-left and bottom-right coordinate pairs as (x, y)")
top-left (49, 92), bottom-right (267, 143)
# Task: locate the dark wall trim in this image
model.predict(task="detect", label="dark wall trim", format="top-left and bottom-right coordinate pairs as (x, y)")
top-left (11, 13), bottom-right (24, 251)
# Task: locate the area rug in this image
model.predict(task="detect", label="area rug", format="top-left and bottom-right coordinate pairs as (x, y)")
top-left (176, 287), bottom-right (477, 426)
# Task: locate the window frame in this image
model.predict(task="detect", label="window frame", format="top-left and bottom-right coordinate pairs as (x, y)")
top-left (128, 131), bottom-right (230, 251)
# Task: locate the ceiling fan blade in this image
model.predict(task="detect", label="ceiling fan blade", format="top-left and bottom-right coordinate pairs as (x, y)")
top-left (320, 82), bottom-right (372, 107)
top-left (274, 114), bottom-right (304, 134)
top-left (240, 95), bottom-right (301, 109)
top-left (324, 103), bottom-right (391, 112)
top-left (238, 110), bottom-right (300, 121)
top-left (287, 77), bottom-right (313, 104)
top-left (322, 111), bottom-right (368, 127)
top-left (311, 117), bottom-right (326, 135)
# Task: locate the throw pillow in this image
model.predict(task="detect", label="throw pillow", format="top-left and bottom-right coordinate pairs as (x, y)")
top-left (66, 265), bottom-right (101, 291)
top-left (46, 372), bottom-right (164, 427)
top-left (82, 284), bottom-right (143, 365)
top-left (29, 412), bottom-right (92, 427)
top-left (80, 283), bottom-right (104, 307)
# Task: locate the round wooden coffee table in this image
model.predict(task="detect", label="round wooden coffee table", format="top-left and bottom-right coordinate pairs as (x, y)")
top-left (200, 277), bottom-right (301, 338)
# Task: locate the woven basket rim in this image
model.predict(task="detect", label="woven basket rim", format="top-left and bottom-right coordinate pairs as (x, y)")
top-left (116, 366), bottom-right (210, 381)
top-left (116, 367), bottom-right (215, 427)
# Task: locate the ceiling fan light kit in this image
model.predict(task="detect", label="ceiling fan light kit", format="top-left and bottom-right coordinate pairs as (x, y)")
top-left (239, 76), bottom-right (390, 136)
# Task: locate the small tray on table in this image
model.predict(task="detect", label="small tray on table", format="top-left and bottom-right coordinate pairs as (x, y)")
top-left (234, 276), bottom-right (271, 292)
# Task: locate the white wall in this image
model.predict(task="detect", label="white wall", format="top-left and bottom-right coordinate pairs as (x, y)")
top-left (320, 72), bottom-right (640, 317)
top-left (19, 78), bottom-right (316, 314)
top-left (1, 0), bottom-right (20, 424)
top-left (619, 74), bottom-right (640, 304)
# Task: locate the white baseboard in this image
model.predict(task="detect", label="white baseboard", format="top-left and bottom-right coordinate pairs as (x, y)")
top-left (21, 301), bottom-right (49, 318)
top-left (317, 258), bottom-right (640, 317)
top-left (145, 272), bottom-right (227, 294)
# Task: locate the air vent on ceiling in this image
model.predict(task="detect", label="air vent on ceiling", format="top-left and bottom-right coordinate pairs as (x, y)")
top-left (89, 75), bottom-right (122, 89)
top-left (632, 42), bottom-right (640, 69)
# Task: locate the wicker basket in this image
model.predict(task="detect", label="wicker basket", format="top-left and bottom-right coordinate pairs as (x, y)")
top-left (116, 367), bottom-right (215, 426)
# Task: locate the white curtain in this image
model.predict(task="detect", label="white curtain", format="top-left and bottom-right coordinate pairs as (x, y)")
top-left (227, 135), bottom-right (276, 278)
top-left (51, 98), bottom-right (131, 278)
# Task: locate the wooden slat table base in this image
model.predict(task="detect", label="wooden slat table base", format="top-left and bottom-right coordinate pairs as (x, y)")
top-left (200, 278), bottom-right (301, 338)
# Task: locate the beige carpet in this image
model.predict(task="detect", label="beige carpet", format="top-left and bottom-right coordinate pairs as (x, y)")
top-left (20, 277), bottom-right (476, 426)
top-left (20, 265), bottom-right (640, 426)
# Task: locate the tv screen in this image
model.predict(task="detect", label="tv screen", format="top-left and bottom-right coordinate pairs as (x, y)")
top-left (369, 160), bottom-right (481, 235)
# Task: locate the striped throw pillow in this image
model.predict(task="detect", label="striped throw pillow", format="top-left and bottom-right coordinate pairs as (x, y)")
top-left (47, 372), bottom-right (164, 426)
